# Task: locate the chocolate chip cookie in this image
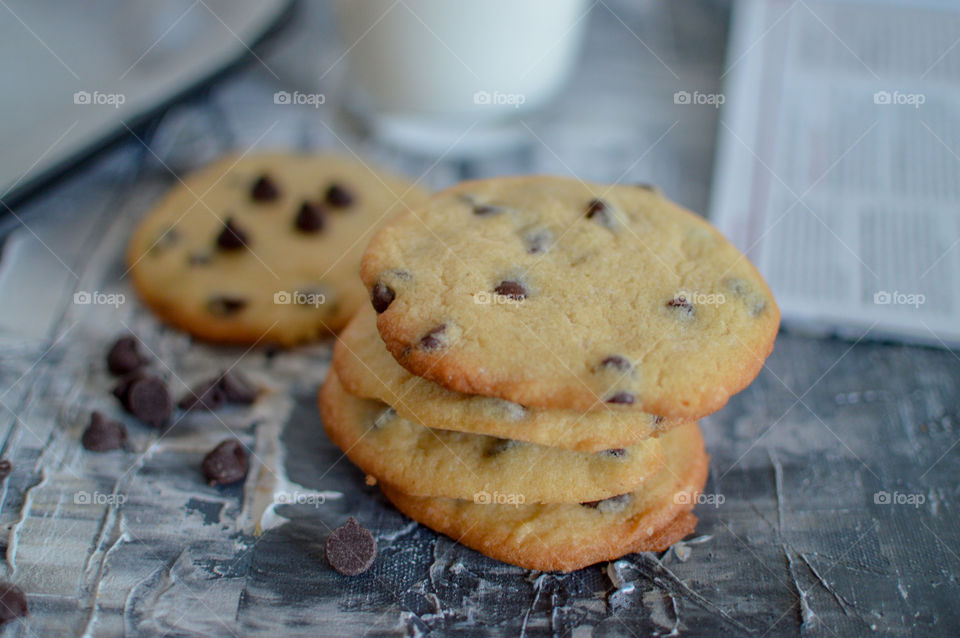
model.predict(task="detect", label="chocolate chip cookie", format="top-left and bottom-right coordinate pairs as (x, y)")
top-left (380, 421), bottom-right (708, 572)
top-left (319, 370), bottom-right (664, 504)
top-left (334, 305), bottom-right (687, 452)
top-left (361, 176), bottom-right (779, 418)
top-left (128, 153), bottom-right (429, 345)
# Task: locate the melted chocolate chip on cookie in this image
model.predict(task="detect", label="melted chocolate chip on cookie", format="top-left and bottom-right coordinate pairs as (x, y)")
top-left (370, 282), bottom-right (395, 313)
top-left (217, 218), bottom-right (249, 250)
top-left (208, 295), bottom-right (248, 317)
top-left (666, 296), bottom-right (694, 317)
top-left (251, 174), bottom-right (280, 201)
top-left (598, 355), bottom-right (632, 374)
top-left (325, 183), bottom-right (354, 208)
top-left (494, 280), bottom-right (526, 300)
top-left (82, 411), bottom-right (128, 452)
top-left (418, 325), bottom-right (448, 351)
top-left (202, 439), bottom-right (248, 486)
top-left (606, 392), bottom-right (635, 405)
top-left (295, 201), bottom-right (326, 233)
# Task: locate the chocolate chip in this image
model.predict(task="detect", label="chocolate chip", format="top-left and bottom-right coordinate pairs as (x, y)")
top-left (484, 438), bottom-right (519, 457)
top-left (107, 336), bottom-right (145, 376)
top-left (202, 439), bottom-right (248, 486)
top-left (604, 448), bottom-right (626, 457)
top-left (208, 296), bottom-right (248, 317)
top-left (217, 371), bottom-right (258, 404)
top-left (606, 392), bottom-right (635, 405)
top-left (325, 183), bottom-right (354, 208)
top-left (667, 296), bottom-right (694, 317)
top-left (473, 204), bottom-right (501, 216)
top-left (178, 380), bottom-right (226, 412)
top-left (598, 355), bottom-right (632, 373)
top-left (126, 377), bottom-right (173, 428)
top-left (418, 325), bottom-right (447, 351)
top-left (295, 201), bottom-right (326, 233)
top-left (370, 282), bottom-right (395, 314)
top-left (494, 281), bottom-right (526, 301)
top-left (326, 517), bottom-right (376, 576)
top-left (0, 583), bottom-right (28, 625)
top-left (112, 372), bottom-right (145, 406)
top-left (217, 218), bottom-right (249, 251)
top-left (585, 199), bottom-right (607, 219)
top-left (0, 460), bottom-right (11, 481)
top-left (82, 411), bottom-right (127, 452)
top-left (251, 174), bottom-right (280, 201)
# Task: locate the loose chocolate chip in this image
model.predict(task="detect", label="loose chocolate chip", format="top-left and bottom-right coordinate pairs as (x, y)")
top-left (295, 201), bottom-right (326, 233)
top-left (217, 371), bottom-right (258, 404)
top-left (604, 448), bottom-right (627, 457)
top-left (326, 517), bottom-right (376, 576)
top-left (418, 325), bottom-right (447, 351)
top-left (82, 411), bottom-right (127, 452)
top-left (208, 296), bottom-right (248, 317)
top-left (107, 336), bottom-right (144, 376)
top-left (217, 218), bottom-right (249, 251)
top-left (0, 460), bottom-right (11, 481)
top-left (494, 280), bottom-right (526, 300)
top-left (666, 296), bottom-right (694, 317)
top-left (370, 282), bottom-right (395, 314)
top-left (126, 377), bottom-right (173, 428)
top-left (598, 355), bottom-right (632, 373)
top-left (325, 183), bottom-right (354, 208)
top-left (112, 372), bottom-right (145, 407)
top-left (251, 174), bottom-right (280, 201)
top-left (178, 380), bottom-right (226, 412)
top-left (202, 439), bottom-right (248, 486)
top-left (585, 199), bottom-right (607, 219)
top-left (606, 392), bottom-right (635, 405)
top-left (0, 583), bottom-right (28, 625)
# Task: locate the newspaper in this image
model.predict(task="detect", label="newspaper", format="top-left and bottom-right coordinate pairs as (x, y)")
top-left (710, 0), bottom-right (960, 347)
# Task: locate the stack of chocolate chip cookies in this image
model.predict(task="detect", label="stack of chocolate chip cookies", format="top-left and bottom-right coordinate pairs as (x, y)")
top-left (319, 176), bottom-right (780, 572)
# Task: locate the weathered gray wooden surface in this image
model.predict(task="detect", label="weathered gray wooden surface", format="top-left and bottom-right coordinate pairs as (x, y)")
top-left (0, 1), bottom-right (957, 636)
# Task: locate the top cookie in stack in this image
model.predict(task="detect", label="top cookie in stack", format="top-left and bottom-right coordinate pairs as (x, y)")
top-left (320, 175), bottom-right (779, 571)
top-left (360, 176), bottom-right (779, 419)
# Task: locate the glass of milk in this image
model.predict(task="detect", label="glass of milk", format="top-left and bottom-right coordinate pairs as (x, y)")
top-left (334, 0), bottom-right (590, 154)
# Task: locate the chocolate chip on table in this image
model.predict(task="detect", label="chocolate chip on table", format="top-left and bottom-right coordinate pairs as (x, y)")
top-left (0, 582), bottom-right (28, 625)
top-left (370, 282), bottom-right (395, 314)
top-left (0, 460), bottom-right (11, 481)
top-left (202, 439), bottom-right (248, 486)
top-left (324, 183), bottom-right (354, 208)
top-left (82, 411), bottom-right (127, 452)
top-left (598, 355), bottom-right (632, 374)
top-left (217, 370), bottom-right (258, 404)
top-left (107, 336), bottom-right (145, 375)
top-left (295, 201), bottom-right (326, 233)
top-left (178, 380), bottom-right (226, 412)
top-left (494, 281), bottom-right (526, 300)
top-left (251, 174), bottom-right (280, 201)
top-left (208, 296), bottom-right (248, 317)
top-left (217, 218), bottom-right (249, 250)
top-left (418, 325), bottom-right (447, 351)
top-left (326, 517), bottom-right (377, 576)
top-left (606, 392), bottom-right (635, 405)
top-left (666, 296), bottom-right (694, 317)
top-left (114, 375), bottom-right (172, 428)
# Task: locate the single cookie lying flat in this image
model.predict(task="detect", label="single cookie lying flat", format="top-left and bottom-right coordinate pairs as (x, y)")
top-left (319, 370), bottom-right (664, 504)
top-left (361, 176), bottom-right (779, 418)
top-left (128, 153), bottom-right (429, 345)
top-left (380, 421), bottom-right (708, 572)
top-left (334, 305), bottom-right (688, 452)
